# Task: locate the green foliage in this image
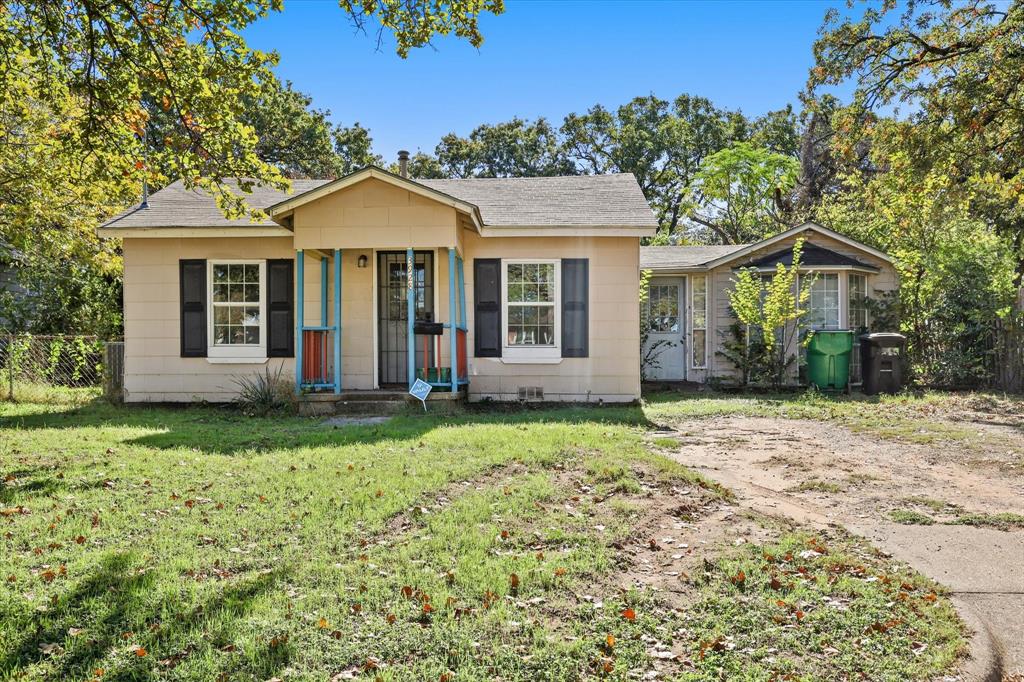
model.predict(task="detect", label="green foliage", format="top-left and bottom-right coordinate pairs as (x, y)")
top-left (232, 366), bottom-right (293, 416)
top-left (716, 321), bottom-right (769, 388)
top-left (726, 240), bottom-right (815, 387)
top-left (433, 117), bottom-right (575, 178)
top-left (690, 141), bottom-right (800, 244)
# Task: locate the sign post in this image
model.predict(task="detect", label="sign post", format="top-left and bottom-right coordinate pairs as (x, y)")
top-left (409, 377), bottom-right (432, 411)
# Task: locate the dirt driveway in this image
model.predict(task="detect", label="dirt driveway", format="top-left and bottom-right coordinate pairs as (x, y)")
top-left (660, 416), bottom-right (1024, 681)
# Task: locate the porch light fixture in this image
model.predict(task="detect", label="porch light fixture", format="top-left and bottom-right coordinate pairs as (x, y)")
top-left (357, 254), bottom-right (368, 268)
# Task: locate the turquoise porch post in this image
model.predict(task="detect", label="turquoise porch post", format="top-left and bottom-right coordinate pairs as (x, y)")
top-left (406, 247), bottom-right (415, 389)
top-left (295, 250), bottom-right (304, 393)
top-left (334, 249), bottom-right (342, 394)
top-left (320, 257), bottom-right (328, 327)
top-left (448, 248), bottom-right (457, 392)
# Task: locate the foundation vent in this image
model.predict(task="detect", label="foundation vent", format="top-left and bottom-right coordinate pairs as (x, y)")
top-left (517, 386), bottom-right (544, 401)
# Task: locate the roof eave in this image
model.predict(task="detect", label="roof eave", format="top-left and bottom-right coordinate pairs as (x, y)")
top-left (97, 226), bottom-right (293, 239)
top-left (478, 224), bottom-right (658, 237)
top-left (701, 222), bottom-right (894, 270)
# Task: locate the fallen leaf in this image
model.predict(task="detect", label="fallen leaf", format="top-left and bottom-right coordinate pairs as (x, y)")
top-left (621, 607), bottom-right (636, 621)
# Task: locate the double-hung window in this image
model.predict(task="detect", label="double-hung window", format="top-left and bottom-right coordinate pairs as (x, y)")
top-left (208, 261), bottom-right (267, 359)
top-left (806, 273), bottom-right (840, 330)
top-left (503, 260), bottom-right (560, 358)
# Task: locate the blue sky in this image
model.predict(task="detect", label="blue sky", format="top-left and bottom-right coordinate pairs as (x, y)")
top-left (244, 1), bottom-right (843, 162)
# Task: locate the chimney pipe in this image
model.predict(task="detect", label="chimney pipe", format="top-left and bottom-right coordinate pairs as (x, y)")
top-left (140, 178), bottom-right (149, 209)
top-left (397, 150), bottom-right (410, 178)
top-left (139, 125), bottom-right (149, 209)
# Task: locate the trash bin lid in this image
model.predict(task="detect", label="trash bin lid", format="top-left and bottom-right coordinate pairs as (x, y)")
top-left (860, 332), bottom-right (906, 346)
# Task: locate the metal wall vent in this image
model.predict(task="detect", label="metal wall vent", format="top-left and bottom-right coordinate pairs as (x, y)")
top-left (517, 386), bottom-right (544, 401)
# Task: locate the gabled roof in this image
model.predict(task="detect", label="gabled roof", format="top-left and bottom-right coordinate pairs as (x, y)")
top-left (639, 222), bottom-right (892, 272)
top-left (99, 167), bottom-right (658, 236)
top-left (640, 244), bottom-right (746, 270)
top-left (740, 243), bottom-right (880, 272)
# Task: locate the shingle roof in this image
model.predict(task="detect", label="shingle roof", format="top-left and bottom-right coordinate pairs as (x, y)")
top-left (640, 245), bottom-right (748, 270)
top-left (418, 175), bottom-right (656, 227)
top-left (101, 172), bottom-right (657, 230)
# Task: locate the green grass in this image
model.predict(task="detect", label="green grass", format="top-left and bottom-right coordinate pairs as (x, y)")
top-left (0, 394), bottom-right (967, 680)
top-left (676, 533), bottom-right (965, 680)
top-left (948, 512), bottom-right (1024, 530)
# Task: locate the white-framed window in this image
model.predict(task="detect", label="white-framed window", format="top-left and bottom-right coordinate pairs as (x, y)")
top-left (807, 272), bottom-right (840, 330)
top-left (647, 284), bottom-right (680, 333)
top-left (502, 260), bottom-right (560, 359)
top-left (847, 273), bottom-right (868, 330)
top-left (208, 260), bottom-right (267, 359)
top-left (690, 275), bottom-right (707, 369)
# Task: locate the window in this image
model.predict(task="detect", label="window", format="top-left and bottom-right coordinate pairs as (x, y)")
top-left (807, 273), bottom-right (840, 330)
top-left (503, 261), bottom-right (559, 355)
top-left (209, 261), bottom-right (266, 358)
top-left (647, 285), bottom-right (680, 333)
top-left (847, 274), bottom-right (868, 330)
top-left (848, 274), bottom-right (868, 383)
top-left (690, 275), bottom-right (707, 369)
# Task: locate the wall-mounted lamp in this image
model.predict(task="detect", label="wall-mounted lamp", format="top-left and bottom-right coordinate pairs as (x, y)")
top-left (357, 254), bottom-right (368, 269)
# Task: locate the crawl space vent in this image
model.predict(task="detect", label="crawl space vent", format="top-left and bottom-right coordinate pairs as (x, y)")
top-left (517, 386), bottom-right (544, 401)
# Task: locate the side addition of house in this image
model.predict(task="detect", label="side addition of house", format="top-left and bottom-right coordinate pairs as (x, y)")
top-left (639, 223), bottom-right (898, 385)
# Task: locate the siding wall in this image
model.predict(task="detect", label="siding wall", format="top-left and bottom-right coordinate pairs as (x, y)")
top-left (463, 230), bottom-right (641, 402)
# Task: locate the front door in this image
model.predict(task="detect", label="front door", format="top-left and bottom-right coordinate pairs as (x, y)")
top-left (377, 251), bottom-right (434, 386)
top-left (642, 277), bottom-right (686, 381)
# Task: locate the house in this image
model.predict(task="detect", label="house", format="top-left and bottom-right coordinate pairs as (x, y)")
top-left (98, 162), bottom-right (658, 405)
top-left (639, 222), bottom-right (898, 384)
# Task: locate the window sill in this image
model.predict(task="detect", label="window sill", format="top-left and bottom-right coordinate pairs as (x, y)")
top-left (205, 357), bottom-right (269, 365)
top-left (497, 356), bottom-right (563, 365)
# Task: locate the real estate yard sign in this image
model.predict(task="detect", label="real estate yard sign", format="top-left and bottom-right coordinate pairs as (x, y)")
top-left (409, 378), bottom-right (432, 410)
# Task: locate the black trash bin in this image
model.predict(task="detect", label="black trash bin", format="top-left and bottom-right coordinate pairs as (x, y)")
top-left (860, 333), bottom-right (906, 395)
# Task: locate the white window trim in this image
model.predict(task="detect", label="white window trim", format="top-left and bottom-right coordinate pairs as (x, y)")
top-left (689, 274), bottom-right (708, 370)
top-left (501, 259), bottom-right (561, 361)
top-left (207, 260), bottom-right (267, 361)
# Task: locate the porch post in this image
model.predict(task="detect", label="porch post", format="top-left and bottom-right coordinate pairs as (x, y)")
top-left (295, 250), bottom-right (304, 394)
top-left (320, 257), bottom-right (328, 326)
top-left (334, 249), bottom-right (342, 394)
top-left (448, 247), bottom-right (457, 392)
top-left (406, 247), bottom-right (415, 389)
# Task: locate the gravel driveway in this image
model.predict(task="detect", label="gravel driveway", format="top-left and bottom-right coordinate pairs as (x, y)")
top-left (660, 416), bottom-right (1024, 681)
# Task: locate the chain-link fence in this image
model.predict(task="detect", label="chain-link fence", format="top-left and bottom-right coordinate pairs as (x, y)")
top-left (0, 334), bottom-right (117, 402)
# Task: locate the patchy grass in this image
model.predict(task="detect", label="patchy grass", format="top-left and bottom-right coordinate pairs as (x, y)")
top-left (948, 512), bottom-right (1024, 530)
top-left (0, 395), bottom-right (964, 680)
top-left (644, 389), bottom-right (1024, 465)
top-left (890, 509), bottom-right (937, 526)
top-left (789, 479), bottom-right (843, 494)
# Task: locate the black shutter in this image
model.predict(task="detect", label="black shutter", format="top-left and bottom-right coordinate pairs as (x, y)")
top-left (561, 258), bottom-right (589, 358)
top-left (474, 258), bottom-right (502, 357)
top-left (267, 259), bottom-right (294, 357)
top-left (179, 259), bottom-right (207, 357)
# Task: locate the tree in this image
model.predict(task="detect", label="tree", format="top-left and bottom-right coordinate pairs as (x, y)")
top-left (432, 118), bottom-right (575, 178)
top-left (0, 0), bottom-right (504, 218)
top-left (809, 0), bottom-right (1024, 278)
top-left (726, 240), bottom-right (815, 387)
top-left (688, 142), bottom-right (799, 244)
top-left (561, 94), bottom-right (740, 237)
top-left (334, 123), bottom-right (384, 175)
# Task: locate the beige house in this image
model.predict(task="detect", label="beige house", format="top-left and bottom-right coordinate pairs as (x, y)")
top-left (639, 223), bottom-right (898, 384)
top-left (99, 165), bottom-right (658, 405)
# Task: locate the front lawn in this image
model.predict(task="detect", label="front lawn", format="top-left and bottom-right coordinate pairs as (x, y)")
top-left (1, 396), bottom-right (965, 680)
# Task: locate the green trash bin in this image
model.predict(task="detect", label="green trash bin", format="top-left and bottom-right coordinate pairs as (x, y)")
top-left (805, 330), bottom-right (854, 391)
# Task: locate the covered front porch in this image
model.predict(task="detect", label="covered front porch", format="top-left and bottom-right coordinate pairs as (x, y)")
top-left (293, 246), bottom-right (469, 395)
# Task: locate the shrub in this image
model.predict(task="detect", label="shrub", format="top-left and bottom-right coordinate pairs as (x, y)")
top-left (232, 366), bottom-right (293, 416)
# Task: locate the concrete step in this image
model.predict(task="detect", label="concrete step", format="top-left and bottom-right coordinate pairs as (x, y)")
top-left (332, 399), bottom-right (407, 416)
